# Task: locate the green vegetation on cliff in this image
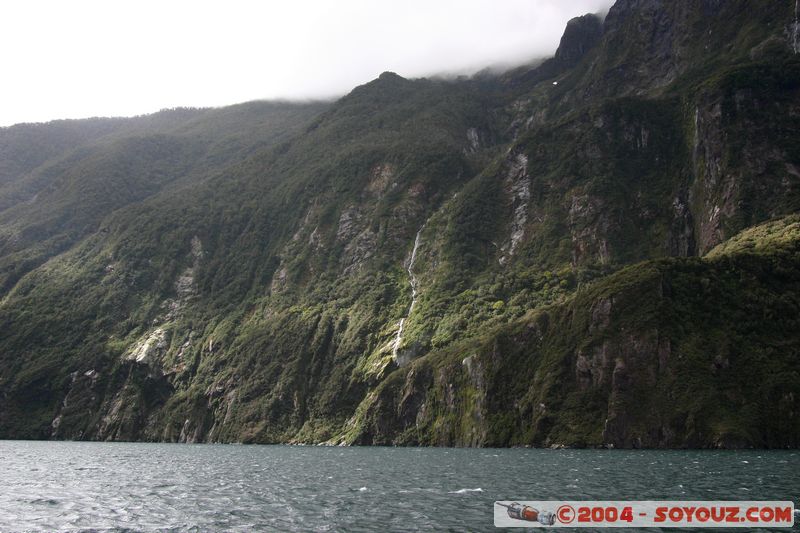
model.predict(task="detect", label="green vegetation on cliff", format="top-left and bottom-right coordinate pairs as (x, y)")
top-left (353, 214), bottom-right (800, 448)
top-left (0, 0), bottom-right (799, 448)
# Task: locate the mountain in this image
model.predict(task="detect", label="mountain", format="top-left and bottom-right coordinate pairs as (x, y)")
top-left (1, 0), bottom-right (798, 448)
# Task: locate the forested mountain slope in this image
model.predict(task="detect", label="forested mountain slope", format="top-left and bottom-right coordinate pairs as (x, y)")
top-left (1, 0), bottom-right (798, 448)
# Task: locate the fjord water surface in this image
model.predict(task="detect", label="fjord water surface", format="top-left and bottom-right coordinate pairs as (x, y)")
top-left (0, 441), bottom-right (797, 531)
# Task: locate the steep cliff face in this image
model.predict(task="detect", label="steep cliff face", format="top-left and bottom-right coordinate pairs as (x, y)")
top-left (351, 215), bottom-right (800, 448)
top-left (690, 60), bottom-right (800, 252)
top-left (0, 1), bottom-right (799, 447)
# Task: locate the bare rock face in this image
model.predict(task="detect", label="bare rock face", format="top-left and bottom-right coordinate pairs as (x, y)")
top-left (692, 99), bottom-right (735, 253)
top-left (554, 14), bottom-right (604, 67)
top-left (599, 0), bottom-right (694, 94)
top-left (341, 228), bottom-right (378, 275)
top-left (49, 369), bottom-right (102, 439)
top-left (590, 297), bottom-right (613, 332)
top-left (125, 328), bottom-right (168, 368)
top-left (600, 332), bottom-right (661, 448)
top-left (499, 153), bottom-right (531, 265)
top-left (465, 128), bottom-right (481, 154)
top-left (576, 343), bottom-right (612, 390)
top-left (162, 236), bottom-right (203, 320)
top-left (397, 366), bottom-right (434, 435)
top-left (568, 194), bottom-right (611, 265)
top-left (512, 13), bottom-right (603, 87)
top-left (336, 206), bottom-right (362, 242)
top-left (668, 193), bottom-right (695, 257)
top-left (365, 163), bottom-right (395, 197)
top-left (179, 417), bottom-right (207, 444)
top-left (691, 85), bottom-right (800, 254)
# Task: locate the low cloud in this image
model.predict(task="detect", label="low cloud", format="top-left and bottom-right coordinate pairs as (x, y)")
top-left (0, 0), bottom-right (613, 126)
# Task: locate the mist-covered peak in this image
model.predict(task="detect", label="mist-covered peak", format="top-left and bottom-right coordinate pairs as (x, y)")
top-left (554, 13), bottom-right (604, 67)
top-left (378, 71), bottom-right (406, 82)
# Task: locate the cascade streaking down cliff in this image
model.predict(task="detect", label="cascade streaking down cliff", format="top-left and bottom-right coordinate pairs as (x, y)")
top-left (392, 221), bottom-right (428, 367)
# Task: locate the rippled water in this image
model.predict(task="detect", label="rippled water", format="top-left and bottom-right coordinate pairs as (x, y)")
top-left (0, 441), bottom-right (798, 532)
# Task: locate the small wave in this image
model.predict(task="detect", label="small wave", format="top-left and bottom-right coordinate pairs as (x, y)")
top-left (448, 488), bottom-right (483, 494)
top-left (30, 498), bottom-right (59, 506)
top-left (358, 487), bottom-right (368, 492)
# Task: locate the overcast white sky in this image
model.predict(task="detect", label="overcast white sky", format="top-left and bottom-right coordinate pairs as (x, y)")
top-left (0, 0), bottom-right (612, 127)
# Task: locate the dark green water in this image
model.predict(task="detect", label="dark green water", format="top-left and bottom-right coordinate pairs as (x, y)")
top-left (0, 441), bottom-right (797, 531)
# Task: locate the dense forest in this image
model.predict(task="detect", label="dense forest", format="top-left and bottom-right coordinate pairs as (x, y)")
top-left (1, 0), bottom-right (799, 448)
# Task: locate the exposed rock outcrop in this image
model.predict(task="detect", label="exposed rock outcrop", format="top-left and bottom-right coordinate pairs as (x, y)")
top-left (499, 153), bottom-right (531, 265)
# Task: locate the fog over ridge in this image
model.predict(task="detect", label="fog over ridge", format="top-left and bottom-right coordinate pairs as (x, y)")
top-left (1, 0), bottom-right (613, 126)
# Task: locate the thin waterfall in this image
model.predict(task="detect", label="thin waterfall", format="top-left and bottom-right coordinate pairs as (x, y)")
top-left (391, 222), bottom-right (426, 362)
top-left (794, 0), bottom-right (799, 54)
